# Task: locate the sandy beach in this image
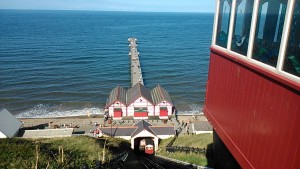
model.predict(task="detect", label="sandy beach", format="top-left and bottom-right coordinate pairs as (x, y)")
top-left (19, 115), bottom-right (103, 128)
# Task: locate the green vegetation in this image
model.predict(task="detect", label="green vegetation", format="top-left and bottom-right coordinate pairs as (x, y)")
top-left (0, 136), bottom-right (130, 169)
top-left (0, 134), bottom-right (213, 168)
top-left (157, 134), bottom-right (213, 167)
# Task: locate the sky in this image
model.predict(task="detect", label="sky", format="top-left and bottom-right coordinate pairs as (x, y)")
top-left (0, 0), bottom-right (215, 13)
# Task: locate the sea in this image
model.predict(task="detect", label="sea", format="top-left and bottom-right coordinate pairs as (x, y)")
top-left (0, 10), bottom-right (214, 118)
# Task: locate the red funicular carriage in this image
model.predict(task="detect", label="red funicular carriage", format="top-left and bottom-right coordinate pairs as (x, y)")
top-left (145, 144), bottom-right (154, 155)
top-left (204, 0), bottom-right (300, 168)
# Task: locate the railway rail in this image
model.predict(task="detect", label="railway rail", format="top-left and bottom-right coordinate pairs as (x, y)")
top-left (87, 151), bottom-right (203, 169)
top-left (139, 155), bottom-right (197, 169)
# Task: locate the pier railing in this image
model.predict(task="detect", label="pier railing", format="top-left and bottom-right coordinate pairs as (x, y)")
top-left (128, 38), bottom-right (144, 86)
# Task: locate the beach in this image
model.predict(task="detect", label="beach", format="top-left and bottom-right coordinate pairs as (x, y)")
top-left (18, 114), bottom-right (211, 137)
top-left (19, 115), bottom-right (102, 128)
top-left (19, 114), bottom-right (207, 127)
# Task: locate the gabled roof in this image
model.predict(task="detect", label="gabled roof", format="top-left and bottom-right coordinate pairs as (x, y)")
top-left (100, 127), bottom-right (137, 137)
top-left (131, 120), bottom-right (155, 137)
top-left (106, 86), bottom-right (127, 108)
top-left (149, 126), bottom-right (175, 135)
top-left (0, 109), bottom-right (22, 138)
top-left (151, 84), bottom-right (173, 105)
top-left (98, 120), bottom-right (175, 138)
top-left (127, 83), bottom-right (153, 105)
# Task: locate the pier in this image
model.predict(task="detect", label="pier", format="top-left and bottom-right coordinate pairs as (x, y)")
top-left (106, 38), bottom-right (174, 120)
top-left (128, 38), bottom-right (144, 87)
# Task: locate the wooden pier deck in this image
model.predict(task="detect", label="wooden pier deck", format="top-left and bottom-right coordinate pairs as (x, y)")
top-left (128, 38), bottom-right (144, 87)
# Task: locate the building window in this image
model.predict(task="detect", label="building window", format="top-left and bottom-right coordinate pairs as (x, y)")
top-left (283, 1), bottom-right (300, 77)
top-left (134, 107), bottom-right (147, 112)
top-left (231, 0), bottom-right (254, 56)
top-left (252, 0), bottom-right (288, 67)
top-left (216, 0), bottom-right (232, 48)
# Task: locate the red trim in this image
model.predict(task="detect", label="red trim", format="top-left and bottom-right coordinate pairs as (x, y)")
top-left (106, 100), bottom-right (126, 109)
top-left (134, 112), bottom-right (148, 117)
top-left (211, 47), bottom-right (300, 91)
top-left (160, 109), bottom-right (168, 116)
top-left (114, 111), bottom-right (122, 117)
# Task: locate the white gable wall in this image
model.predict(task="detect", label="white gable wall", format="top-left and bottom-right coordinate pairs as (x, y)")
top-left (127, 105), bottom-right (134, 116)
top-left (154, 101), bottom-right (173, 116)
top-left (131, 130), bottom-right (159, 151)
top-left (0, 131), bottom-right (6, 138)
top-left (133, 130), bottom-right (156, 138)
top-left (108, 101), bottom-right (127, 117)
top-left (127, 97), bottom-right (154, 116)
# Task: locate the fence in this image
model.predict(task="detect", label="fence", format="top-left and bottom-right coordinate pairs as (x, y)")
top-left (165, 129), bottom-right (206, 155)
top-left (166, 146), bottom-right (206, 155)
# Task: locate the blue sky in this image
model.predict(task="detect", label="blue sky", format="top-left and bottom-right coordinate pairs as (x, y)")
top-left (0, 0), bottom-right (215, 13)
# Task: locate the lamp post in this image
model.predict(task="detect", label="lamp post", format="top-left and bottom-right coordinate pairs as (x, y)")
top-left (110, 117), bottom-right (112, 137)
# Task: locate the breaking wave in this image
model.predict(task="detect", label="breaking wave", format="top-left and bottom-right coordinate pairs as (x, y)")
top-left (16, 103), bottom-right (203, 118)
top-left (16, 104), bottom-right (104, 118)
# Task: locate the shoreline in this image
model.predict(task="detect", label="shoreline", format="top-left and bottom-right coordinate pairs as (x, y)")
top-left (13, 105), bottom-right (204, 119)
top-left (17, 112), bottom-right (204, 119)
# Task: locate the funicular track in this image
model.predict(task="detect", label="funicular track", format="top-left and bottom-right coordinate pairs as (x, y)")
top-left (139, 155), bottom-right (196, 169)
top-left (107, 151), bottom-right (198, 169)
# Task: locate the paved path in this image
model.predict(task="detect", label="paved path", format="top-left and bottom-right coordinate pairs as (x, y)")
top-left (19, 115), bottom-right (212, 137)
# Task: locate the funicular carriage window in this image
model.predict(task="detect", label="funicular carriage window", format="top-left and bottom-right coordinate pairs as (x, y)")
top-left (231, 0), bottom-right (254, 56)
top-left (283, 0), bottom-right (300, 77)
top-left (252, 0), bottom-right (288, 67)
top-left (216, 0), bottom-right (232, 48)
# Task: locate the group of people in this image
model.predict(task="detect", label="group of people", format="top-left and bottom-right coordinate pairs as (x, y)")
top-left (93, 128), bottom-right (103, 138)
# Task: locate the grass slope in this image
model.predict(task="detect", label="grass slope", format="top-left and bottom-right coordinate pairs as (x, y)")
top-left (157, 134), bottom-right (213, 167)
top-left (0, 136), bottom-right (130, 169)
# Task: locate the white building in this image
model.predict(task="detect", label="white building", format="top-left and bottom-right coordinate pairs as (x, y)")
top-left (105, 86), bottom-right (127, 120)
top-left (151, 84), bottom-right (174, 119)
top-left (99, 120), bottom-right (175, 152)
top-left (127, 83), bottom-right (154, 119)
top-left (105, 83), bottom-right (174, 120)
top-left (0, 109), bottom-right (22, 138)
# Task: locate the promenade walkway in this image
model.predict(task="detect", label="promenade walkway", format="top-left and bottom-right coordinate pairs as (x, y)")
top-left (128, 38), bottom-right (144, 87)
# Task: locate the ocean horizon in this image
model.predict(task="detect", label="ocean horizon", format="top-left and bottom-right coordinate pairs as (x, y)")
top-left (0, 10), bottom-right (213, 118)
